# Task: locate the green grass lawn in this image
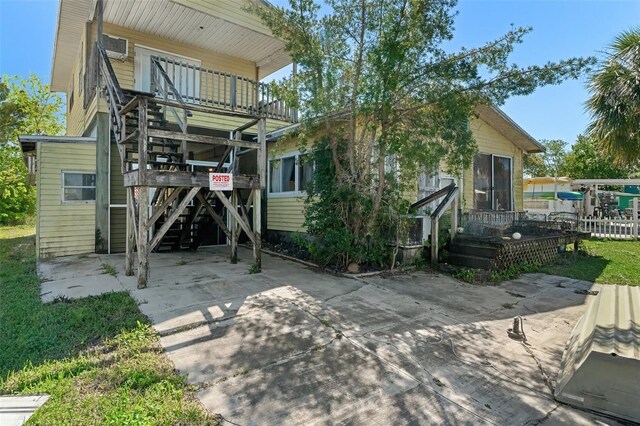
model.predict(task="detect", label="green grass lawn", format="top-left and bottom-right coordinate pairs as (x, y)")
top-left (0, 224), bottom-right (218, 425)
top-left (542, 239), bottom-right (640, 286)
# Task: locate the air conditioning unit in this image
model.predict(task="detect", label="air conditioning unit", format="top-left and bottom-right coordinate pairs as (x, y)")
top-left (103, 34), bottom-right (128, 60)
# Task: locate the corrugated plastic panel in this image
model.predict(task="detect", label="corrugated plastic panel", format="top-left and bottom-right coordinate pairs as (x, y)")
top-left (555, 285), bottom-right (640, 422)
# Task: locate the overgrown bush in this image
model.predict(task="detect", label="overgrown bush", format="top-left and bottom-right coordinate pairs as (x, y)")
top-left (303, 138), bottom-right (411, 270)
top-left (0, 144), bottom-right (35, 225)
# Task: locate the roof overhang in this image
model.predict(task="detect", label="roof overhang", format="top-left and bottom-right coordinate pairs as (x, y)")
top-left (266, 122), bottom-right (301, 141)
top-left (573, 179), bottom-right (640, 186)
top-left (475, 104), bottom-right (544, 154)
top-left (19, 135), bottom-right (96, 154)
top-left (51, 0), bottom-right (292, 92)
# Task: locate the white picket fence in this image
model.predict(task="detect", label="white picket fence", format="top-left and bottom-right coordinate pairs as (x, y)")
top-left (579, 218), bottom-right (639, 240)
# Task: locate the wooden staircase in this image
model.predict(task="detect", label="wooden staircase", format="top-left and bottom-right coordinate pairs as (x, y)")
top-left (97, 41), bottom-right (266, 288)
top-left (106, 88), bottom-right (222, 252)
top-left (154, 189), bottom-right (225, 252)
top-left (116, 88), bottom-right (187, 171)
top-left (447, 238), bottom-right (500, 270)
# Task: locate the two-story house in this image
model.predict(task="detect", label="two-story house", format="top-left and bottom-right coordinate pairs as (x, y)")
top-left (21, 0), bottom-right (544, 286)
top-left (20, 0), bottom-right (296, 288)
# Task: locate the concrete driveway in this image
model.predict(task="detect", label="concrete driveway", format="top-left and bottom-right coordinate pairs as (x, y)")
top-left (39, 247), bottom-right (619, 425)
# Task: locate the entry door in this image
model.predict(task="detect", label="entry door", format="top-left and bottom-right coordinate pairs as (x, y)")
top-left (473, 154), bottom-right (513, 210)
top-left (134, 46), bottom-right (201, 101)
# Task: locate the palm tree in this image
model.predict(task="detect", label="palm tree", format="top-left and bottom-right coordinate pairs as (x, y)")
top-left (586, 28), bottom-right (640, 166)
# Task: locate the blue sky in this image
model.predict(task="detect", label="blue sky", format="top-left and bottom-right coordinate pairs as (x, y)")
top-left (1, 0), bottom-right (638, 145)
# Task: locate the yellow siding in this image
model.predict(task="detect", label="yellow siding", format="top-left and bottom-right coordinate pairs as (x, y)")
top-left (266, 134), bottom-right (309, 232)
top-left (66, 24), bottom-right (91, 136)
top-left (268, 197), bottom-right (306, 233)
top-left (266, 117), bottom-right (526, 234)
top-left (110, 208), bottom-right (127, 254)
top-left (464, 117), bottom-right (524, 211)
top-left (37, 143), bottom-right (96, 258)
top-left (110, 145), bottom-right (127, 253)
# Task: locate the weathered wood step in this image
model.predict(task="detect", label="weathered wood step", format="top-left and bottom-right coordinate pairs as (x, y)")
top-left (125, 149), bottom-right (181, 158)
top-left (448, 242), bottom-right (498, 258)
top-left (148, 141), bottom-right (181, 148)
top-left (146, 160), bottom-right (188, 168)
top-left (121, 118), bottom-right (168, 128)
top-left (447, 253), bottom-right (493, 270)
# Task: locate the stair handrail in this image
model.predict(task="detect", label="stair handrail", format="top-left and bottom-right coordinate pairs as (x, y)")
top-left (97, 43), bottom-right (125, 105)
top-left (431, 183), bottom-right (459, 221)
top-left (150, 56), bottom-right (191, 133)
top-left (428, 183), bottom-right (460, 266)
top-left (96, 42), bottom-right (126, 137)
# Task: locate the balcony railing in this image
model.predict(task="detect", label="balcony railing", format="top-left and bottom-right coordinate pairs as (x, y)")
top-left (150, 56), bottom-right (297, 123)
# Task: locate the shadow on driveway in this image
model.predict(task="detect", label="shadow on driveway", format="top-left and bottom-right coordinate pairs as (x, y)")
top-left (39, 246), bottom-right (620, 425)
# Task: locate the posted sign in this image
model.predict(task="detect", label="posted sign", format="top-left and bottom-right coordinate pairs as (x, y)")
top-left (209, 173), bottom-right (233, 191)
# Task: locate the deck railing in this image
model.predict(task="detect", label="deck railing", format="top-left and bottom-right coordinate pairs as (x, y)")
top-left (149, 56), bottom-right (297, 123)
top-left (462, 211), bottom-right (526, 227)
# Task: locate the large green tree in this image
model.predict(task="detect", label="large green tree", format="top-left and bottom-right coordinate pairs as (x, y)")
top-left (253, 0), bottom-right (594, 268)
top-left (0, 74), bottom-right (64, 224)
top-left (523, 139), bottom-right (568, 177)
top-left (563, 134), bottom-right (634, 179)
top-left (542, 139), bottom-right (568, 177)
top-left (586, 28), bottom-right (640, 167)
top-left (2, 74), bottom-right (65, 139)
top-left (523, 152), bottom-right (547, 178)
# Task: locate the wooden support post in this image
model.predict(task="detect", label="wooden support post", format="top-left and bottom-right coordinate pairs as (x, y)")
top-left (215, 190), bottom-right (256, 244)
top-left (127, 188), bottom-right (139, 246)
top-left (431, 217), bottom-right (439, 266)
top-left (96, 0), bottom-right (103, 45)
top-left (137, 186), bottom-right (149, 289)
top-left (138, 99), bottom-right (148, 172)
top-left (95, 112), bottom-right (110, 253)
top-left (230, 189), bottom-right (238, 264)
top-left (450, 195), bottom-right (459, 242)
top-left (257, 118), bottom-right (267, 247)
top-left (253, 185), bottom-right (262, 271)
top-left (257, 118), bottom-right (267, 188)
top-left (232, 130), bottom-right (241, 174)
top-left (125, 187), bottom-right (135, 276)
top-left (137, 98), bottom-right (149, 289)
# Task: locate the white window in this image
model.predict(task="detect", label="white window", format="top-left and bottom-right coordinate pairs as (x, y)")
top-left (269, 153), bottom-right (313, 196)
top-left (62, 172), bottom-right (96, 203)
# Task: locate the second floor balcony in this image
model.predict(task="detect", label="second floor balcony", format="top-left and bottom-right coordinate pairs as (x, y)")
top-left (85, 42), bottom-right (297, 126)
top-left (149, 55), bottom-right (297, 124)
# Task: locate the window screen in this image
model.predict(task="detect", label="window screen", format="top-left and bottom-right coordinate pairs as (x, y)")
top-left (62, 172), bottom-right (96, 202)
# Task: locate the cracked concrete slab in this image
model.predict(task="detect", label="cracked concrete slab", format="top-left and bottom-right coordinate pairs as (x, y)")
top-left (38, 246), bottom-right (622, 425)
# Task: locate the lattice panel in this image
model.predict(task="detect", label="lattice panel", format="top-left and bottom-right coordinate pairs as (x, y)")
top-left (491, 235), bottom-right (579, 271)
